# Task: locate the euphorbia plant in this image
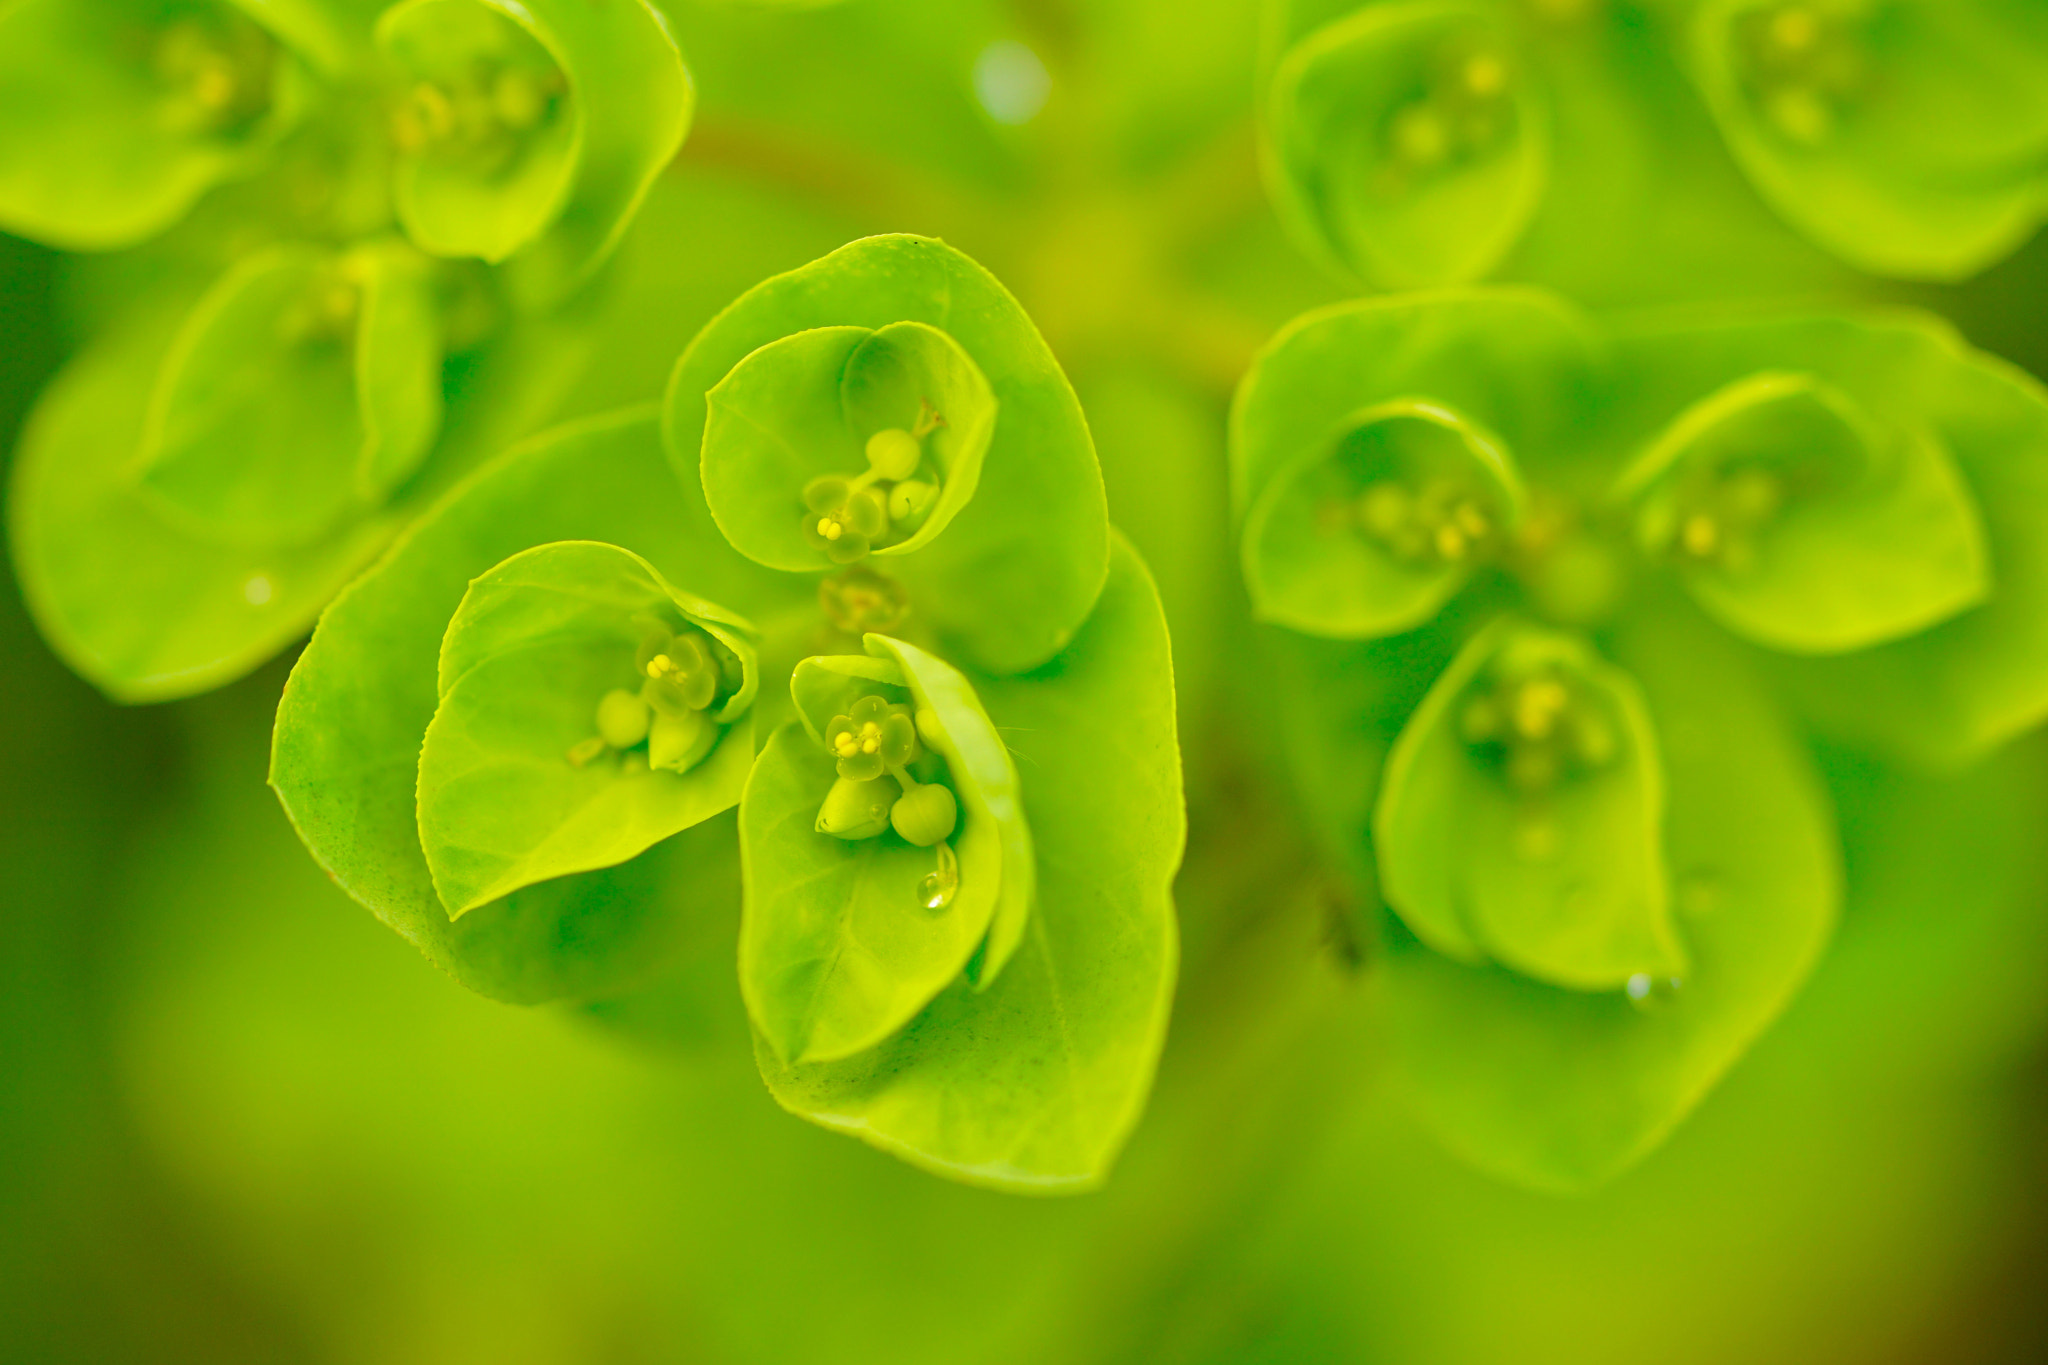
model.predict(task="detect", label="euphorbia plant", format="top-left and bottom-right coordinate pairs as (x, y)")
top-left (1232, 288), bottom-right (2048, 1187)
top-left (272, 235), bottom-right (1185, 1191)
top-left (3, 0), bottom-right (690, 700)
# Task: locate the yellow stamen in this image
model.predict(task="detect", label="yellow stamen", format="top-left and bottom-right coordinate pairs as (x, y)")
top-left (1680, 513), bottom-right (1720, 558)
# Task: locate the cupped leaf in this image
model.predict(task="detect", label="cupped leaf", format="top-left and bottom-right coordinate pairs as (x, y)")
top-left (702, 321), bottom-right (997, 571)
top-left (866, 635), bottom-right (1034, 987)
top-left (1612, 310), bottom-right (2048, 764)
top-left (757, 536), bottom-right (1181, 1193)
top-left (0, 0), bottom-right (303, 250)
top-left (1618, 369), bottom-right (1989, 655)
top-left (739, 722), bottom-right (998, 1066)
top-left (1376, 617), bottom-right (1683, 990)
top-left (272, 408), bottom-right (806, 1004)
top-left (1242, 396), bottom-right (1524, 638)
top-left (1265, 0), bottom-right (1548, 287)
top-left (134, 240), bottom-right (445, 549)
top-left (8, 301), bottom-right (398, 702)
top-left (1383, 599), bottom-right (1839, 1191)
top-left (418, 540), bottom-right (759, 917)
top-left (379, 0), bottom-right (692, 304)
top-left (665, 235), bottom-right (1108, 675)
top-left (1690, 0), bottom-right (2048, 279)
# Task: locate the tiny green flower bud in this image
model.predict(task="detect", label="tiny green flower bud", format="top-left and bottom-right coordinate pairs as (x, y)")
top-left (649, 707), bottom-right (715, 773)
top-left (595, 688), bottom-right (651, 749)
top-left (819, 567), bottom-right (910, 634)
top-left (887, 479), bottom-right (938, 530)
top-left (866, 428), bottom-right (923, 481)
top-left (817, 775), bottom-right (896, 840)
top-left (891, 782), bottom-right (958, 847)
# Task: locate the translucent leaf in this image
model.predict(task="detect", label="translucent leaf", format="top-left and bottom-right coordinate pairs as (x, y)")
top-left (702, 321), bottom-right (996, 572)
top-left (1383, 601), bottom-right (1839, 1190)
top-left (665, 235), bottom-right (1109, 676)
top-left (1241, 396), bottom-right (1524, 639)
top-left (272, 409), bottom-right (808, 1004)
top-left (418, 541), bottom-right (760, 917)
top-left (379, 0), bottom-right (693, 304)
top-left (1376, 618), bottom-right (1684, 989)
top-left (134, 240), bottom-right (444, 549)
top-left (1618, 369), bottom-right (1989, 654)
top-left (757, 537), bottom-right (1181, 1192)
top-left (1265, 0), bottom-right (1548, 286)
top-left (1690, 0), bottom-right (2048, 279)
top-left (0, 0), bottom-right (303, 250)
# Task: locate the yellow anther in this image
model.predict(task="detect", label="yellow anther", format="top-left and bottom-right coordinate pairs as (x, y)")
top-left (1769, 7), bottom-right (1819, 54)
top-left (646, 653), bottom-right (673, 679)
top-left (192, 60), bottom-right (236, 110)
top-left (1464, 54), bottom-right (1507, 97)
top-left (861, 734), bottom-right (881, 754)
top-left (1454, 502), bottom-right (1490, 539)
top-left (818, 517), bottom-right (843, 541)
top-left (1434, 523), bottom-right (1468, 560)
top-left (1513, 678), bottom-right (1569, 740)
top-left (1680, 513), bottom-right (1720, 558)
top-left (832, 733), bottom-right (858, 757)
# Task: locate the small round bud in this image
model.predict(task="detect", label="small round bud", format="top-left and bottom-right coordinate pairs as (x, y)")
top-left (817, 775), bottom-right (896, 840)
top-left (866, 428), bottom-right (923, 481)
top-left (596, 688), bottom-right (651, 749)
top-left (648, 707), bottom-right (715, 773)
top-left (888, 480), bottom-right (938, 531)
top-left (891, 783), bottom-right (958, 847)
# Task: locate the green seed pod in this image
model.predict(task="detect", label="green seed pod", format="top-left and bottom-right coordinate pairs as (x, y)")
top-left (595, 687), bottom-right (651, 749)
top-left (891, 782), bottom-right (958, 847)
top-left (866, 427), bottom-right (922, 481)
top-left (816, 774), bottom-right (896, 840)
top-left (648, 706), bottom-right (715, 774)
top-left (887, 478), bottom-right (938, 531)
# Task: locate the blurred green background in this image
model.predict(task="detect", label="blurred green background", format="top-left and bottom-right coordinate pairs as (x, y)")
top-left (8, 1), bottom-right (2048, 1360)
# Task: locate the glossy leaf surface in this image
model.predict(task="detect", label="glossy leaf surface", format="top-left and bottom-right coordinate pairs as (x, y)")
top-left (136, 241), bottom-right (444, 548)
top-left (418, 540), bottom-right (759, 917)
top-left (757, 537), bottom-right (1181, 1192)
top-left (666, 234), bottom-right (1108, 675)
top-left (1265, 0), bottom-right (1547, 287)
top-left (1619, 368), bottom-right (1989, 654)
top-left (272, 408), bottom-right (807, 1003)
top-left (1376, 618), bottom-right (1684, 990)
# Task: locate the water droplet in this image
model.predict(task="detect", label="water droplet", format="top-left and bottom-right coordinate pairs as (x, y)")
top-left (243, 573), bottom-right (274, 606)
top-left (917, 842), bottom-right (960, 911)
top-left (1627, 974), bottom-right (1685, 1011)
top-left (1626, 973), bottom-right (1652, 1001)
top-left (973, 41), bottom-right (1049, 126)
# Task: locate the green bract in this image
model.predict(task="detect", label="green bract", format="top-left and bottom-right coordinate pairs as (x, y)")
top-left (1688, 0), bottom-right (2048, 280)
top-left (417, 540), bottom-right (760, 917)
top-left (135, 239), bottom-right (444, 548)
top-left (665, 234), bottom-right (1110, 675)
top-left (740, 637), bottom-right (1033, 1064)
top-left (1376, 617), bottom-right (1684, 990)
top-left (273, 408), bottom-right (806, 1004)
top-left (703, 321), bottom-right (996, 570)
top-left (1238, 285), bottom-right (2048, 1185)
top-left (378, 0), bottom-right (693, 305)
top-left (1265, 0), bottom-right (1548, 286)
top-left (1616, 368), bottom-right (1990, 654)
top-left (0, 0), bottom-right (304, 250)
top-left (756, 539), bottom-right (1181, 1193)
